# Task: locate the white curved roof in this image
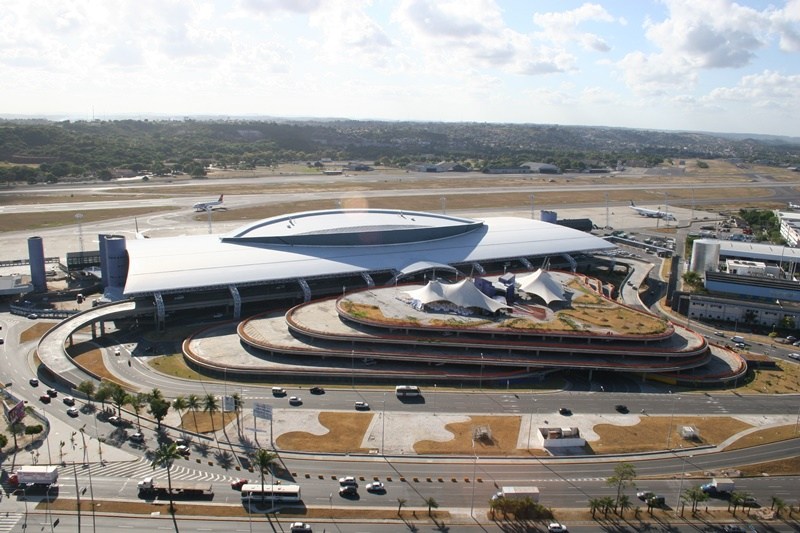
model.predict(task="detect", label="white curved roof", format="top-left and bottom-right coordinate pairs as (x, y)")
top-left (405, 279), bottom-right (511, 313)
top-left (123, 209), bottom-right (615, 295)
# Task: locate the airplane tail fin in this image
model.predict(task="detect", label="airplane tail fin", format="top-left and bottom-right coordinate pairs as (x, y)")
top-left (219, 194), bottom-right (224, 202)
top-left (630, 200), bottom-right (635, 207)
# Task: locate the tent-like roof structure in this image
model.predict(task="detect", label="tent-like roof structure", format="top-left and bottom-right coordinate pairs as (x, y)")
top-left (517, 269), bottom-right (566, 304)
top-left (405, 279), bottom-right (511, 313)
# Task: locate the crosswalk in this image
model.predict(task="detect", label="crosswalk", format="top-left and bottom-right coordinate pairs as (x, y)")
top-left (0, 513), bottom-right (22, 532)
top-left (58, 457), bottom-right (241, 484)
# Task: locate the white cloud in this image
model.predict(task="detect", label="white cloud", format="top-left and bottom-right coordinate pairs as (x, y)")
top-left (532, 3), bottom-right (618, 52)
top-left (616, 51), bottom-right (697, 96)
top-left (706, 70), bottom-right (800, 109)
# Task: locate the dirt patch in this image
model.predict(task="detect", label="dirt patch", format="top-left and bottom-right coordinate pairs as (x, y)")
top-left (743, 360), bottom-right (800, 394)
top-left (413, 415), bottom-right (545, 456)
top-left (42, 498), bottom-right (450, 520)
top-left (180, 410), bottom-right (237, 434)
top-left (724, 424), bottom-right (799, 451)
top-left (19, 323), bottom-right (54, 344)
top-left (0, 207), bottom-right (175, 232)
top-left (66, 344), bottom-right (137, 390)
top-left (276, 412), bottom-right (374, 453)
top-left (590, 416), bottom-right (753, 454)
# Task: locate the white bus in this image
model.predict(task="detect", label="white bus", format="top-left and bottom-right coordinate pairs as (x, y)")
top-left (395, 385), bottom-right (421, 398)
top-left (240, 483), bottom-right (302, 503)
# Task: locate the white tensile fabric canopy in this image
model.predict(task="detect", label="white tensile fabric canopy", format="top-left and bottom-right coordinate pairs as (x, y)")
top-left (516, 269), bottom-right (566, 304)
top-left (405, 279), bottom-right (511, 313)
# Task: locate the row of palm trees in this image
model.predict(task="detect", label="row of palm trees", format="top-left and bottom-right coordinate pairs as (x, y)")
top-left (76, 380), bottom-right (244, 434)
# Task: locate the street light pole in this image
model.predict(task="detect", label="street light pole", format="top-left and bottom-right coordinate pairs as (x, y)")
top-left (381, 392), bottom-right (386, 455)
top-left (470, 437), bottom-right (477, 519)
top-left (479, 353), bottom-right (484, 391)
top-left (433, 384), bottom-right (436, 416)
top-left (667, 391), bottom-right (678, 449)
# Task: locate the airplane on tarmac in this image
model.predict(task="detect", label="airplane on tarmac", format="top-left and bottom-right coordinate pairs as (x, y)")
top-left (193, 194), bottom-right (224, 212)
top-left (629, 201), bottom-right (675, 221)
top-left (788, 202), bottom-right (800, 209)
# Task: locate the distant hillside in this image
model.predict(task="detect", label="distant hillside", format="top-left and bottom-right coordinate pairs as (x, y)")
top-left (0, 118), bottom-right (798, 183)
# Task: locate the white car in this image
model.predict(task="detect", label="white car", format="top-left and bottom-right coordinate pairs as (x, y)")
top-left (66, 407), bottom-right (79, 417)
top-left (547, 523), bottom-right (568, 533)
top-left (338, 476), bottom-right (357, 486)
top-left (289, 522), bottom-right (312, 533)
top-left (788, 353), bottom-right (800, 360)
top-left (365, 481), bottom-right (385, 492)
top-left (289, 396), bottom-right (302, 405)
top-left (354, 401), bottom-right (370, 410)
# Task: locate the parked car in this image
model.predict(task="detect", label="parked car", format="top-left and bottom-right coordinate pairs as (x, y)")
top-left (176, 444), bottom-right (191, 456)
top-left (129, 432), bottom-right (145, 443)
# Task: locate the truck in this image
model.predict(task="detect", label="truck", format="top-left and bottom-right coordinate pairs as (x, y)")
top-left (700, 477), bottom-right (735, 494)
top-left (10, 465), bottom-right (59, 488)
top-left (137, 477), bottom-right (214, 499)
top-left (492, 486), bottom-right (540, 502)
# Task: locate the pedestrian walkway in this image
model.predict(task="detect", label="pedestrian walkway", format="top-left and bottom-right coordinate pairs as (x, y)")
top-left (0, 513), bottom-right (22, 533)
top-left (65, 456), bottom-right (242, 484)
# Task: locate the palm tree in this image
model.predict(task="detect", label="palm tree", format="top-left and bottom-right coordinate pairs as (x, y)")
top-left (203, 393), bottom-right (219, 436)
top-left (148, 391), bottom-right (170, 430)
top-left (397, 497), bottom-right (407, 516)
top-left (600, 496), bottom-right (616, 517)
top-left (172, 395), bottom-right (188, 435)
top-left (606, 462), bottom-right (636, 512)
top-left (187, 394), bottom-right (201, 433)
top-left (617, 494), bottom-right (632, 517)
top-left (588, 497), bottom-right (603, 519)
top-left (231, 393), bottom-right (243, 435)
top-left (150, 443), bottom-right (184, 514)
top-left (131, 393), bottom-right (148, 429)
top-left (109, 383), bottom-right (129, 416)
top-left (424, 496), bottom-right (439, 517)
top-left (252, 449), bottom-right (277, 506)
top-left (94, 382), bottom-right (112, 412)
top-left (772, 496), bottom-right (787, 517)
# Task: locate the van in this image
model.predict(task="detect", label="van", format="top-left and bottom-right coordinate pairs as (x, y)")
top-left (730, 335), bottom-right (745, 343)
top-left (272, 387), bottom-right (286, 396)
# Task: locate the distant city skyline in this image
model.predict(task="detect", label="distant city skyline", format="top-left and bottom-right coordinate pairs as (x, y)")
top-left (2, 0), bottom-right (799, 137)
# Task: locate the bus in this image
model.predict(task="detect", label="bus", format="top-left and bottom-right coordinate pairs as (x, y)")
top-left (240, 484), bottom-right (302, 503)
top-left (395, 385), bottom-right (421, 398)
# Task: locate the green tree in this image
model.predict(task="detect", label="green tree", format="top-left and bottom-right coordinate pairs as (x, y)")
top-left (148, 390), bottom-right (170, 430)
top-left (150, 443), bottom-right (184, 514)
top-left (684, 485), bottom-right (708, 513)
top-left (424, 496), bottom-right (439, 517)
top-left (94, 382), bottom-right (112, 412)
top-left (617, 494), bottom-right (632, 517)
top-left (600, 496), bottom-right (615, 517)
top-left (773, 496), bottom-right (788, 518)
top-left (252, 449), bottom-right (277, 506)
top-left (108, 383), bottom-right (129, 416)
top-left (606, 462), bottom-right (637, 511)
top-left (77, 380), bottom-right (96, 405)
top-left (172, 395), bottom-right (188, 435)
top-left (202, 394), bottom-right (219, 436)
top-left (187, 394), bottom-right (201, 432)
top-left (588, 497), bottom-right (603, 518)
top-left (131, 392), bottom-right (148, 429)
top-left (0, 433), bottom-right (7, 449)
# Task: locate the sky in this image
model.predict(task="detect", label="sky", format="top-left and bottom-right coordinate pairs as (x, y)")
top-left (2, 0), bottom-right (800, 137)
